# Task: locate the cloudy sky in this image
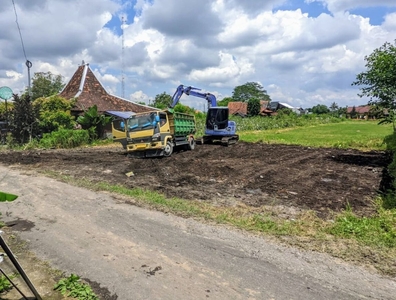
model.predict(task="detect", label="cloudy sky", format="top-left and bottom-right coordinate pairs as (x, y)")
top-left (1, 0), bottom-right (396, 111)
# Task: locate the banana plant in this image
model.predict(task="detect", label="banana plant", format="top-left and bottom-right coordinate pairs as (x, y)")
top-left (77, 105), bottom-right (112, 139)
top-left (0, 192), bottom-right (17, 202)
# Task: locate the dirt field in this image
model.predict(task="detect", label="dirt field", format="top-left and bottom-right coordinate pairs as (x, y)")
top-left (0, 141), bottom-right (389, 219)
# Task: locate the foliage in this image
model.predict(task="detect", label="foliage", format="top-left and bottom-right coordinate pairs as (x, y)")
top-left (152, 92), bottom-right (172, 109)
top-left (350, 106), bottom-right (357, 118)
top-left (378, 109), bottom-right (396, 131)
top-left (329, 102), bottom-right (339, 112)
top-left (382, 133), bottom-right (396, 208)
top-left (247, 98), bottom-right (261, 116)
top-left (77, 105), bottom-right (111, 140)
top-left (28, 71), bottom-right (65, 101)
top-left (327, 208), bottom-right (396, 248)
top-left (8, 94), bottom-right (40, 144)
top-left (0, 274), bottom-right (16, 293)
top-left (54, 274), bottom-right (98, 300)
top-left (217, 97), bottom-right (233, 107)
top-left (0, 192), bottom-right (18, 202)
top-left (39, 129), bottom-right (90, 149)
top-left (276, 108), bottom-right (295, 116)
top-left (173, 103), bottom-right (196, 114)
top-left (311, 104), bottom-right (330, 114)
top-left (232, 82), bottom-right (271, 102)
top-left (352, 41), bottom-right (396, 112)
top-left (0, 102), bottom-right (14, 121)
top-left (33, 95), bottom-right (76, 133)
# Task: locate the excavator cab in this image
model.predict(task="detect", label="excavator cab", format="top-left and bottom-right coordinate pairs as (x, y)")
top-left (206, 107), bottom-right (229, 130)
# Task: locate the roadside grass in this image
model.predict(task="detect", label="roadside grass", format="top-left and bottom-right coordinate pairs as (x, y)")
top-left (54, 274), bottom-right (98, 300)
top-left (43, 172), bottom-right (396, 277)
top-left (239, 121), bottom-right (392, 151)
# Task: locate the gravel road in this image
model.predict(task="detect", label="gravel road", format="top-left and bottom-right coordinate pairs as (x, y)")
top-left (0, 165), bottom-right (395, 300)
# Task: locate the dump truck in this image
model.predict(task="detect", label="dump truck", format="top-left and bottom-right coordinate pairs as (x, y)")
top-left (112, 109), bottom-right (196, 158)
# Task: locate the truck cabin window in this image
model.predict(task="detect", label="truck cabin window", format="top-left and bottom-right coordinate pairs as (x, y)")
top-left (159, 113), bottom-right (167, 127)
top-left (127, 112), bottom-right (157, 131)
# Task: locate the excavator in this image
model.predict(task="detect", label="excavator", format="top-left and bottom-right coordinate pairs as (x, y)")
top-left (169, 85), bottom-right (239, 146)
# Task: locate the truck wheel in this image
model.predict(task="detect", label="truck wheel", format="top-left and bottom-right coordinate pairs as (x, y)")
top-left (164, 141), bottom-right (173, 157)
top-left (187, 138), bottom-right (195, 150)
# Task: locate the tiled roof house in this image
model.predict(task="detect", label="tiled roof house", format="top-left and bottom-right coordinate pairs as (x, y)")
top-left (59, 62), bottom-right (156, 115)
top-left (346, 105), bottom-right (373, 119)
top-left (228, 101), bottom-right (270, 116)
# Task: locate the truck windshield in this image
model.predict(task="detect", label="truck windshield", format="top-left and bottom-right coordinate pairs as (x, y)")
top-left (127, 112), bottom-right (157, 132)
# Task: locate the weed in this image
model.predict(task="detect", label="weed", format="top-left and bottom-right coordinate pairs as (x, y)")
top-left (54, 273), bottom-right (98, 300)
top-left (0, 273), bottom-right (16, 293)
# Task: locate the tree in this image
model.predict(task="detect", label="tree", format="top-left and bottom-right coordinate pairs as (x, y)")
top-left (174, 103), bottom-right (195, 114)
top-left (350, 106), bottom-right (357, 119)
top-left (152, 92), bottom-right (172, 109)
top-left (311, 104), bottom-right (330, 114)
top-left (217, 97), bottom-right (233, 107)
top-left (247, 98), bottom-right (261, 116)
top-left (329, 102), bottom-right (339, 112)
top-left (9, 94), bottom-right (40, 144)
top-left (353, 41), bottom-right (396, 108)
top-left (353, 41), bottom-right (396, 130)
top-left (33, 95), bottom-right (76, 133)
top-left (232, 82), bottom-right (271, 102)
top-left (28, 72), bottom-right (65, 101)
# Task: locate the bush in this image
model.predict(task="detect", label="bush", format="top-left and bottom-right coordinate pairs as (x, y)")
top-left (382, 133), bottom-right (396, 208)
top-left (39, 129), bottom-right (90, 149)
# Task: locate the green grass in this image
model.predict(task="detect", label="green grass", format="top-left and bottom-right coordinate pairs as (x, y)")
top-left (327, 207), bottom-right (396, 248)
top-left (239, 120), bottom-right (392, 151)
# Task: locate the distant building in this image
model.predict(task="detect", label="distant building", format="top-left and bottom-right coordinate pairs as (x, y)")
top-left (346, 105), bottom-right (373, 119)
top-left (228, 100), bottom-right (269, 117)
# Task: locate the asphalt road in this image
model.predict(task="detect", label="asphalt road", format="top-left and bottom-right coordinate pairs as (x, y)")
top-left (0, 165), bottom-right (395, 300)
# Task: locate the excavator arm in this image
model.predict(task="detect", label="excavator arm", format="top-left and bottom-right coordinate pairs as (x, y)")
top-left (170, 85), bottom-right (217, 109)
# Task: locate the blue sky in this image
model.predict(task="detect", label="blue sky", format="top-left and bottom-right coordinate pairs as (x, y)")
top-left (1, 0), bottom-right (396, 111)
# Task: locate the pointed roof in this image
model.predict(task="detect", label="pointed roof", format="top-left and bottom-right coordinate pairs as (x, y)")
top-left (59, 62), bottom-right (156, 113)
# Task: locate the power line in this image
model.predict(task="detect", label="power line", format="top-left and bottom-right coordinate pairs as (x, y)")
top-left (11, 0), bottom-right (32, 94)
top-left (12, 0), bottom-right (28, 61)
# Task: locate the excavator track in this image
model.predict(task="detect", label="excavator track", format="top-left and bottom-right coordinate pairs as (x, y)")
top-left (198, 135), bottom-right (239, 146)
top-left (221, 135), bottom-right (239, 146)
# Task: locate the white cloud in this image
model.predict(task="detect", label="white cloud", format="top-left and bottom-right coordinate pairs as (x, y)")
top-left (2, 0), bottom-right (396, 110)
top-left (309, 0), bottom-right (396, 13)
top-left (130, 90), bottom-right (150, 104)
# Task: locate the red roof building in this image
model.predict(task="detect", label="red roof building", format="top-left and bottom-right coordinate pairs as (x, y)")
top-left (59, 62), bottom-right (156, 115)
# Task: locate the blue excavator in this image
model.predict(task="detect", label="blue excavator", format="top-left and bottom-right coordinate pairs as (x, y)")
top-left (169, 84), bottom-right (239, 145)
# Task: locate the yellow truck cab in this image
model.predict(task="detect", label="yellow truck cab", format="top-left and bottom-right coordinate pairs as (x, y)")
top-left (112, 109), bottom-right (196, 158)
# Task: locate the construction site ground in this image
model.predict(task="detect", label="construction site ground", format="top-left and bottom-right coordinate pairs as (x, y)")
top-left (0, 141), bottom-right (388, 220)
top-left (0, 141), bottom-right (392, 299)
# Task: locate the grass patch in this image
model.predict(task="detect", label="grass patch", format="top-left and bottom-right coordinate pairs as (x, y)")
top-left (327, 206), bottom-right (396, 248)
top-left (239, 121), bottom-right (392, 151)
top-left (54, 274), bottom-right (98, 300)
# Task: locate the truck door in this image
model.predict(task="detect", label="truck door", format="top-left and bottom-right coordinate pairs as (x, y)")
top-left (112, 118), bottom-right (128, 148)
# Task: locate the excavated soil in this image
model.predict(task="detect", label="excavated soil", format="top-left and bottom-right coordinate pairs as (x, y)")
top-left (0, 142), bottom-right (390, 219)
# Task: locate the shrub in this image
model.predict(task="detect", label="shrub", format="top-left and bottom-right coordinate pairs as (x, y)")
top-left (39, 129), bottom-right (90, 149)
top-left (382, 133), bottom-right (396, 208)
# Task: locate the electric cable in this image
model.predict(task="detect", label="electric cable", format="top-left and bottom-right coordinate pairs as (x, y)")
top-left (11, 0), bottom-right (33, 94)
top-left (11, 0), bottom-right (28, 62)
